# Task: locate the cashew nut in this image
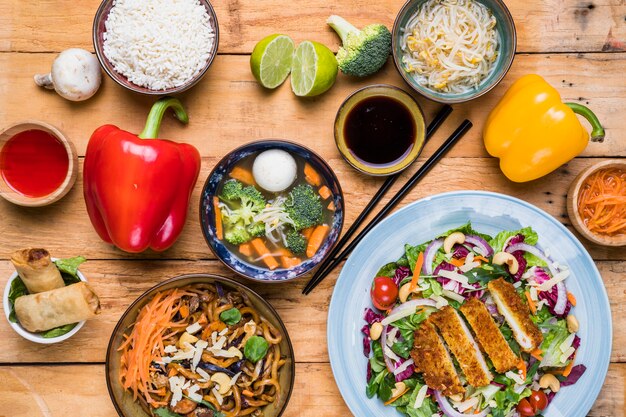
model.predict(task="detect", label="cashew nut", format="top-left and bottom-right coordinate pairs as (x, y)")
top-left (539, 373), bottom-right (560, 392)
top-left (492, 252), bottom-right (519, 274)
top-left (443, 232), bottom-right (465, 254)
top-left (399, 283), bottom-right (412, 303)
top-left (211, 372), bottom-right (232, 395)
top-left (227, 346), bottom-right (243, 359)
top-left (177, 332), bottom-right (198, 350)
top-left (390, 381), bottom-right (407, 398)
top-left (566, 315), bottom-right (579, 333)
top-left (370, 322), bottom-right (383, 341)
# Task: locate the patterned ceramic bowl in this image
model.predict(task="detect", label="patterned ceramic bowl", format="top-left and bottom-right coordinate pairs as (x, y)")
top-left (199, 140), bottom-right (344, 282)
top-left (391, 0), bottom-right (516, 103)
top-left (92, 0), bottom-right (219, 95)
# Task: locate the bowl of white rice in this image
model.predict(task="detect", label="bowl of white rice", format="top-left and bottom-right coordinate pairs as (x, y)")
top-left (93, 0), bottom-right (219, 95)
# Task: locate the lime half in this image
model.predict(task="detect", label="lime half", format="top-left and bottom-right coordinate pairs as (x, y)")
top-left (291, 41), bottom-right (338, 97)
top-left (250, 34), bottom-right (295, 89)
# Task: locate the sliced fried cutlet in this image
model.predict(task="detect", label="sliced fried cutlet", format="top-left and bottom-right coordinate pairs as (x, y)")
top-left (430, 306), bottom-right (493, 387)
top-left (411, 320), bottom-right (465, 396)
top-left (488, 278), bottom-right (543, 352)
top-left (460, 297), bottom-right (519, 373)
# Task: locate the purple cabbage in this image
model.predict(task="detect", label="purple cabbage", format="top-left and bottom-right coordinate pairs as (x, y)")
top-left (364, 308), bottom-right (384, 324)
top-left (394, 357), bottom-right (415, 382)
top-left (509, 250), bottom-right (527, 282)
top-left (560, 364), bottom-right (587, 387)
top-left (361, 324), bottom-right (371, 357)
top-left (434, 261), bottom-right (456, 276)
top-left (507, 234), bottom-right (526, 248)
top-left (366, 361), bottom-right (373, 382)
top-left (393, 266), bottom-right (411, 287)
top-left (546, 391), bottom-right (556, 404)
top-left (452, 245), bottom-right (470, 259)
top-left (569, 335), bottom-right (581, 360)
top-left (538, 283), bottom-right (572, 318)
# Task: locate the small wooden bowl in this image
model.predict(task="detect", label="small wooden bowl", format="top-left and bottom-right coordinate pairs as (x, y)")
top-left (0, 121), bottom-right (78, 207)
top-left (567, 159), bottom-right (626, 247)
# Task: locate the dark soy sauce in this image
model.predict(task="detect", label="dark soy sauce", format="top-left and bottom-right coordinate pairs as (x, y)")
top-left (344, 96), bottom-right (416, 166)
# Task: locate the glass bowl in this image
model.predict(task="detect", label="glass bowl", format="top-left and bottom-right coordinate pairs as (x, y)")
top-left (391, 0), bottom-right (517, 104)
top-left (92, 0), bottom-right (220, 95)
top-left (199, 140), bottom-right (344, 282)
top-left (105, 274), bottom-right (295, 417)
top-left (334, 84), bottom-right (426, 176)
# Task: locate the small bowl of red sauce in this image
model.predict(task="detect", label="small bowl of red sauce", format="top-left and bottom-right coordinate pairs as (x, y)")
top-left (0, 121), bottom-right (78, 207)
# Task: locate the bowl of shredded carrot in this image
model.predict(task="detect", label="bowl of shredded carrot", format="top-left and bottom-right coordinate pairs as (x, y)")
top-left (105, 274), bottom-right (295, 417)
top-left (567, 160), bottom-right (626, 246)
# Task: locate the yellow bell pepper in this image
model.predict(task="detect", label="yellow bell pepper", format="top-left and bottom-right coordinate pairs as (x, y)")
top-left (483, 74), bottom-right (605, 182)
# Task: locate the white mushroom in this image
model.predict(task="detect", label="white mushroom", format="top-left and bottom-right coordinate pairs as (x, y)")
top-left (34, 48), bottom-right (102, 101)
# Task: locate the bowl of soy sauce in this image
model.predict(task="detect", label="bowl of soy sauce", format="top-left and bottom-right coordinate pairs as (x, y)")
top-left (334, 85), bottom-right (426, 176)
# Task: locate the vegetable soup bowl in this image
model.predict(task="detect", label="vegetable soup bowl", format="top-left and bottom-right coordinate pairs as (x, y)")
top-left (200, 140), bottom-right (345, 282)
top-left (391, 0), bottom-right (517, 104)
top-left (92, 0), bottom-right (220, 95)
top-left (105, 274), bottom-right (295, 417)
top-left (3, 264), bottom-right (88, 344)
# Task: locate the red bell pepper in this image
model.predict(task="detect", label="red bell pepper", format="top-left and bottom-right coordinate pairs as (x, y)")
top-left (83, 97), bottom-right (201, 253)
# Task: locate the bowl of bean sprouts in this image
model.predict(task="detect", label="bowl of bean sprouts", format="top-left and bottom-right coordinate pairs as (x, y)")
top-left (392, 0), bottom-right (516, 103)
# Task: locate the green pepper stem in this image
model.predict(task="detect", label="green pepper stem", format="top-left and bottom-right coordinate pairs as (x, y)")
top-left (138, 97), bottom-right (189, 139)
top-left (565, 102), bottom-right (605, 143)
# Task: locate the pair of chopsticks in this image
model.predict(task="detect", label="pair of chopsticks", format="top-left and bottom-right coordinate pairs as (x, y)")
top-left (303, 107), bottom-right (472, 295)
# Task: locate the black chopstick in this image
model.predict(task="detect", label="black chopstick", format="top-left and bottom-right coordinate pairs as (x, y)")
top-left (303, 119), bottom-right (473, 295)
top-left (303, 105), bottom-right (452, 293)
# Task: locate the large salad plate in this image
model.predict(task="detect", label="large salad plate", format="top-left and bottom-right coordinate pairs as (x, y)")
top-left (327, 191), bottom-right (611, 417)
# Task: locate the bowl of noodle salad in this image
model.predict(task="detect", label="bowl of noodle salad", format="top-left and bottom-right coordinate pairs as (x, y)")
top-left (392, 0), bottom-right (516, 103)
top-left (105, 274), bottom-right (294, 417)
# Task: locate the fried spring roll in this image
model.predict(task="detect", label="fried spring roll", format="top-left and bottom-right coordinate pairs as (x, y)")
top-left (10, 248), bottom-right (64, 294)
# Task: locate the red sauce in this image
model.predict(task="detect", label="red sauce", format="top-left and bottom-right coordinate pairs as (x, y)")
top-left (0, 129), bottom-right (69, 198)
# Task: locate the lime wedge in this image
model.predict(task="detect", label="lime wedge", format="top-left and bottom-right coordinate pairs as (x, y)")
top-left (291, 41), bottom-right (338, 97)
top-left (250, 34), bottom-right (295, 89)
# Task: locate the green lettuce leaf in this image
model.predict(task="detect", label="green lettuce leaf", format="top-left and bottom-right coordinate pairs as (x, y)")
top-left (7, 277), bottom-right (28, 323)
top-left (54, 256), bottom-right (86, 283)
top-left (437, 222), bottom-right (492, 241)
top-left (41, 323), bottom-right (77, 338)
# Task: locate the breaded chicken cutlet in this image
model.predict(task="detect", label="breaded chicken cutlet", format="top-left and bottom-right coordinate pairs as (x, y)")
top-left (488, 278), bottom-right (543, 352)
top-left (411, 321), bottom-right (465, 396)
top-left (460, 297), bottom-right (519, 373)
top-left (430, 306), bottom-right (493, 387)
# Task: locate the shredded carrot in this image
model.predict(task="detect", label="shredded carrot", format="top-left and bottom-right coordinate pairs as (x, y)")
top-left (306, 224), bottom-right (330, 258)
top-left (239, 242), bottom-right (253, 257)
top-left (242, 389), bottom-right (255, 397)
top-left (577, 167), bottom-right (626, 236)
top-left (328, 201), bottom-right (335, 211)
top-left (280, 256), bottom-right (301, 269)
top-left (304, 163), bottom-right (322, 186)
top-left (525, 291), bottom-right (536, 315)
top-left (450, 257), bottom-right (465, 267)
top-left (301, 227), bottom-right (314, 240)
top-left (213, 196), bottom-right (223, 240)
top-left (530, 348), bottom-right (544, 361)
top-left (516, 359), bottom-right (527, 380)
top-left (474, 255), bottom-right (490, 264)
top-left (179, 304), bottom-right (189, 319)
top-left (384, 386), bottom-right (409, 405)
top-left (250, 238), bottom-right (279, 270)
top-left (230, 166), bottom-right (255, 185)
top-left (409, 252), bottom-right (424, 292)
top-left (562, 353), bottom-right (576, 377)
top-left (567, 291), bottom-right (577, 306)
top-left (318, 185), bottom-right (332, 200)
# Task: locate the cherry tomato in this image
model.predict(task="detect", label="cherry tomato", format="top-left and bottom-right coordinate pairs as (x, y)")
top-left (529, 390), bottom-right (549, 412)
top-left (370, 276), bottom-right (398, 310)
top-left (516, 398), bottom-right (536, 417)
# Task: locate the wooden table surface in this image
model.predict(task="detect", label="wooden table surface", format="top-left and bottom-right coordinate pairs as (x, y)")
top-left (0, 1), bottom-right (625, 416)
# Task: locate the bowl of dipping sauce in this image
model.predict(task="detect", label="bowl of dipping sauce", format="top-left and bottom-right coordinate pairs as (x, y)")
top-left (0, 121), bottom-right (78, 207)
top-left (334, 85), bottom-right (426, 176)
top-left (567, 159), bottom-right (626, 247)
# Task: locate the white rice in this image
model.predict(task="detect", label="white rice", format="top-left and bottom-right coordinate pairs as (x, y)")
top-left (103, 0), bottom-right (215, 90)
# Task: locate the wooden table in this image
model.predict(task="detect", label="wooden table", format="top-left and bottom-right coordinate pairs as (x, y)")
top-left (0, 1), bottom-right (624, 416)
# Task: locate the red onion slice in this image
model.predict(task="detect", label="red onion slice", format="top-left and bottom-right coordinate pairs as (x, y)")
top-left (434, 390), bottom-right (489, 417)
top-left (465, 235), bottom-right (494, 257)
top-left (423, 239), bottom-right (444, 275)
top-left (505, 243), bottom-right (558, 276)
top-left (554, 280), bottom-right (568, 315)
top-left (379, 325), bottom-right (395, 372)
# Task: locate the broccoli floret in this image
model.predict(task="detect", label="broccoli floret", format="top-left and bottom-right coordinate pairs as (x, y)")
top-left (219, 180), bottom-right (267, 245)
top-left (219, 180), bottom-right (266, 226)
top-left (284, 184), bottom-right (323, 230)
top-left (327, 15), bottom-right (392, 77)
top-left (285, 230), bottom-right (307, 254)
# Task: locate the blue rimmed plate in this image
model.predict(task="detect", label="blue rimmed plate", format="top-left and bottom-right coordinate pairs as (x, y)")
top-left (328, 191), bottom-right (611, 417)
top-left (199, 139), bottom-right (344, 282)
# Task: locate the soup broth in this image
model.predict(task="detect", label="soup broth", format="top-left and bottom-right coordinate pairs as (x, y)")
top-left (215, 150), bottom-right (335, 270)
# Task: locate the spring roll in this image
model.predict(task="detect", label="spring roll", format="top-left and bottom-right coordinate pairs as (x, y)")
top-left (14, 282), bottom-right (100, 332)
top-left (10, 248), bottom-right (64, 294)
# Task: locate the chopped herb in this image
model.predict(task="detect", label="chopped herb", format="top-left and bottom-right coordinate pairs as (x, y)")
top-left (244, 336), bottom-right (269, 363)
top-left (219, 308), bottom-right (242, 325)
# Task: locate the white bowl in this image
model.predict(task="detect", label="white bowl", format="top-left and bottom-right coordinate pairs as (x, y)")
top-left (3, 262), bottom-right (88, 344)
